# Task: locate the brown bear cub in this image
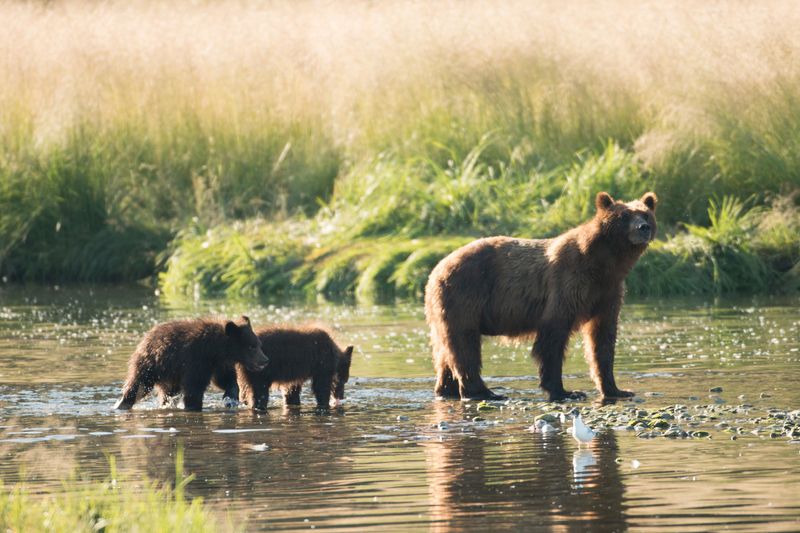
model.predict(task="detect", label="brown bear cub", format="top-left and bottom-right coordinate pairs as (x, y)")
top-left (114, 316), bottom-right (268, 411)
top-left (425, 192), bottom-right (657, 402)
top-left (232, 326), bottom-right (353, 411)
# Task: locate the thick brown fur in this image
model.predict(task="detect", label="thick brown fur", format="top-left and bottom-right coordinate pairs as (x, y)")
top-left (424, 192), bottom-right (657, 402)
top-left (232, 326), bottom-right (354, 411)
top-left (114, 316), bottom-right (267, 411)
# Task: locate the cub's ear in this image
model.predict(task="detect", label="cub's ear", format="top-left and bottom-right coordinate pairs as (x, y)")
top-left (641, 192), bottom-right (658, 211)
top-left (224, 321), bottom-right (239, 337)
top-left (338, 346), bottom-right (354, 371)
top-left (239, 315), bottom-right (251, 325)
top-left (596, 192), bottom-right (615, 211)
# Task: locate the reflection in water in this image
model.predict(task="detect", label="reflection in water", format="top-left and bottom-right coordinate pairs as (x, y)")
top-left (1, 287), bottom-right (800, 530)
top-left (572, 449), bottom-right (597, 486)
top-left (423, 402), bottom-right (627, 532)
top-left (112, 408), bottom-right (363, 523)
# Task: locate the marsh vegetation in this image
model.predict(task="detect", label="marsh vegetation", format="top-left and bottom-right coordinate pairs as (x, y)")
top-left (0, 1), bottom-right (798, 298)
top-left (0, 448), bottom-right (223, 532)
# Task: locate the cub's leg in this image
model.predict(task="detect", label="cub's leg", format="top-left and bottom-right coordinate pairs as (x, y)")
top-left (242, 377), bottom-right (271, 411)
top-left (114, 369), bottom-right (156, 410)
top-left (181, 369), bottom-right (212, 411)
top-left (212, 366), bottom-right (240, 406)
top-left (283, 385), bottom-right (302, 406)
top-left (311, 374), bottom-right (333, 408)
top-left (156, 383), bottom-right (182, 408)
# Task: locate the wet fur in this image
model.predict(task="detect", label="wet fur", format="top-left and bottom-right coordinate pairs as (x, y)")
top-left (424, 192), bottom-right (657, 401)
top-left (233, 326), bottom-right (354, 410)
top-left (114, 316), bottom-right (265, 411)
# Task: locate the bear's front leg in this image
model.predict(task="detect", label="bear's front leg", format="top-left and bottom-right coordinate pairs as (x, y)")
top-left (311, 376), bottom-right (332, 409)
top-left (582, 312), bottom-right (634, 399)
top-left (533, 322), bottom-right (586, 401)
top-left (183, 391), bottom-right (205, 411)
top-left (182, 369), bottom-right (212, 411)
top-left (245, 379), bottom-right (270, 411)
top-left (237, 372), bottom-right (270, 411)
top-left (283, 385), bottom-right (302, 406)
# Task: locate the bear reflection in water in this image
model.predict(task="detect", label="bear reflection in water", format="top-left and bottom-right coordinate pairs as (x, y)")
top-left (423, 403), bottom-right (626, 532)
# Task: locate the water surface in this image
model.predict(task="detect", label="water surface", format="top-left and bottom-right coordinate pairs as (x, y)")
top-left (0, 286), bottom-right (798, 531)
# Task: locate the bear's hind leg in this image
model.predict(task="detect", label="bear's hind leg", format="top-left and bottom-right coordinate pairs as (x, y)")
top-left (434, 365), bottom-right (461, 399)
top-left (212, 366), bottom-right (240, 407)
top-left (431, 326), bottom-right (461, 399)
top-left (114, 373), bottom-right (155, 410)
top-left (156, 384), bottom-right (182, 408)
top-left (446, 329), bottom-right (505, 401)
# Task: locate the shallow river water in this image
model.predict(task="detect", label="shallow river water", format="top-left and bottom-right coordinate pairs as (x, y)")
top-left (0, 285), bottom-right (798, 531)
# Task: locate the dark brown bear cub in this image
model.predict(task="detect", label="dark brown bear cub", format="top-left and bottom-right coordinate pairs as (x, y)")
top-left (425, 192), bottom-right (657, 402)
top-left (235, 326), bottom-right (354, 410)
top-left (114, 316), bottom-right (268, 411)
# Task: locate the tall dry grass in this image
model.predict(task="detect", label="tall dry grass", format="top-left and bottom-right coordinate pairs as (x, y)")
top-left (1, 0), bottom-right (800, 281)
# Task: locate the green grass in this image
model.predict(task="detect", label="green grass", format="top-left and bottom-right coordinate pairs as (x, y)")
top-left (160, 218), bottom-right (312, 299)
top-left (0, 116), bottom-right (338, 282)
top-left (628, 196), bottom-right (800, 296)
top-left (0, 447), bottom-right (227, 533)
top-left (159, 192), bottom-right (800, 302)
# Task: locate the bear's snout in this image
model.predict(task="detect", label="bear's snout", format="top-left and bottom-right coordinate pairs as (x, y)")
top-left (249, 349), bottom-right (269, 371)
top-left (628, 215), bottom-right (655, 245)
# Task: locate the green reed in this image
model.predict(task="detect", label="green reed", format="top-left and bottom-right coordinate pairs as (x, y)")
top-left (0, 447), bottom-right (227, 533)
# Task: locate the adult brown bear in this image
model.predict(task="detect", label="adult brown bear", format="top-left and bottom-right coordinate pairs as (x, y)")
top-left (424, 191), bottom-right (657, 402)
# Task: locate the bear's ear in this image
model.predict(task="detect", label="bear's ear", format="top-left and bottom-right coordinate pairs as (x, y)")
top-left (595, 192), bottom-right (615, 211)
top-left (240, 315), bottom-right (251, 325)
top-left (641, 192), bottom-right (658, 211)
top-left (224, 321), bottom-right (239, 337)
top-left (338, 346), bottom-right (353, 371)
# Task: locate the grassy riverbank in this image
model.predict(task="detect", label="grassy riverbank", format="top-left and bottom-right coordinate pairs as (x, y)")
top-left (160, 190), bottom-right (800, 301)
top-left (0, 449), bottom-right (226, 533)
top-left (1, 1), bottom-right (799, 296)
